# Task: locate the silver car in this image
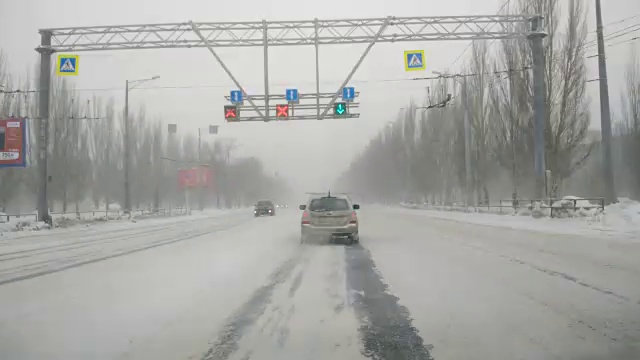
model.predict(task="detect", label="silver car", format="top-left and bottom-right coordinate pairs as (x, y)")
top-left (299, 194), bottom-right (360, 245)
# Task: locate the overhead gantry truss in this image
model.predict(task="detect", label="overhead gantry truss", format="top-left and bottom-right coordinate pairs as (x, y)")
top-left (39, 15), bottom-right (541, 52)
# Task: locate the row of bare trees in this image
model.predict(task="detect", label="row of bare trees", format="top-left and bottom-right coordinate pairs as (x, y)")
top-left (0, 50), bottom-right (289, 213)
top-left (337, 0), bottom-right (639, 204)
top-left (615, 50), bottom-right (640, 199)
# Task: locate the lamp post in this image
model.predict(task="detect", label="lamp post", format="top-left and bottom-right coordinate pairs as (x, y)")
top-left (197, 125), bottom-right (219, 210)
top-left (123, 75), bottom-right (159, 214)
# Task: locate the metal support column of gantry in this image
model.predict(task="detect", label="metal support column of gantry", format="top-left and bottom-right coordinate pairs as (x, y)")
top-left (528, 16), bottom-right (548, 199)
top-left (35, 14), bottom-right (546, 222)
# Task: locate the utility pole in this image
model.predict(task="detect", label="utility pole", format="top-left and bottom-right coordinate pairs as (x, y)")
top-left (123, 76), bottom-right (160, 214)
top-left (198, 128), bottom-right (203, 211)
top-left (462, 76), bottom-right (473, 206)
top-left (595, 0), bottom-right (617, 204)
top-left (36, 31), bottom-right (53, 224)
top-left (509, 69), bottom-right (518, 198)
top-left (433, 70), bottom-right (473, 205)
top-left (123, 80), bottom-right (131, 214)
top-left (529, 16), bottom-right (548, 199)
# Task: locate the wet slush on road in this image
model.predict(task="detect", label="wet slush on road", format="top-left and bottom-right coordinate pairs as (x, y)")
top-left (201, 242), bottom-right (434, 360)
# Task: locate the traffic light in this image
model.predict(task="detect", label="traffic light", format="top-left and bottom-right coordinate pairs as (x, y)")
top-left (333, 102), bottom-right (347, 117)
top-left (276, 104), bottom-right (289, 118)
top-left (224, 105), bottom-right (238, 121)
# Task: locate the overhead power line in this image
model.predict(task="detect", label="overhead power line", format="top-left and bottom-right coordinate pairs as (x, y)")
top-left (410, 66), bottom-right (531, 82)
top-left (0, 66), bottom-right (533, 96)
top-left (588, 13), bottom-right (640, 33)
top-left (586, 36), bottom-right (640, 58)
top-left (584, 23), bottom-right (640, 49)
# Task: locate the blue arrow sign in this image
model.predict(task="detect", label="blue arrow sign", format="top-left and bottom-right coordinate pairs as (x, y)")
top-left (285, 88), bottom-right (299, 102)
top-left (342, 87), bottom-right (355, 101)
top-left (230, 90), bottom-right (243, 104)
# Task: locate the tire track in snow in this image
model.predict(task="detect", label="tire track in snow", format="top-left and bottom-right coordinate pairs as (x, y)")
top-left (201, 249), bottom-right (303, 360)
top-left (345, 244), bottom-right (434, 360)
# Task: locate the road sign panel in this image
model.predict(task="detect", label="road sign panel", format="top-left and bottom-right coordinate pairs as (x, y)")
top-left (0, 117), bottom-right (27, 168)
top-left (224, 105), bottom-right (238, 121)
top-left (56, 54), bottom-right (79, 76)
top-left (333, 102), bottom-right (347, 116)
top-left (342, 87), bottom-right (355, 101)
top-left (285, 89), bottom-right (299, 102)
top-left (276, 104), bottom-right (289, 118)
top-left (230, 90), bottom-right (243, 103)
top-left (404, 50), bottom-right (425, 71)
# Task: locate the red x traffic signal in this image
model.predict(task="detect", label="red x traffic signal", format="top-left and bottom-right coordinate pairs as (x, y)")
top-left (224, 105), bottom-right (238, 121)
top-left (276, 104), bottom-right (289, 118)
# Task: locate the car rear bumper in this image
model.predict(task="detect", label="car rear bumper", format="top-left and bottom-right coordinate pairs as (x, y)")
top-left (302, 224), bottom-right (358, 237)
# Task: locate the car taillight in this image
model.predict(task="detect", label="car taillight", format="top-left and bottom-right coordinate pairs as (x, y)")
top-left (349, 211), bottom-right (358, 224)
top-left (301, 211), bottom-right (310, 225)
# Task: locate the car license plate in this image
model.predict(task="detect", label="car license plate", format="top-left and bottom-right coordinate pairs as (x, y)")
top-left (318, 218), bottom-right (335, 225)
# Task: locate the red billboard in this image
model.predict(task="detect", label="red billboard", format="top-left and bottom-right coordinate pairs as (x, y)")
top-left (178, 167), bottom-right (213, 189)
top-left (0, 117), bottom-right (27, 168)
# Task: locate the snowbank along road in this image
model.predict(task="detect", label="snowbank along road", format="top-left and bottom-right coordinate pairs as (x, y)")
top-left (0, 207), bottom-right (639, 360)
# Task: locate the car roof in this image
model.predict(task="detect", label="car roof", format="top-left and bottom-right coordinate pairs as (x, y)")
top-left (307, 194), bottom-right (351, 202)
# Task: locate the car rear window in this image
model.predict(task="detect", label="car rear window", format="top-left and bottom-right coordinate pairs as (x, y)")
top-left (257, 201), bottom-right (272, 206)
top-left (308, 198), bottom-right (350, 211)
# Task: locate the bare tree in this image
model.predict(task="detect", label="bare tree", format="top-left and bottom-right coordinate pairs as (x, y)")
top-left (617, 48), bottom-right (640, 198)
top-left (489, 0), bottom-right (591, 197)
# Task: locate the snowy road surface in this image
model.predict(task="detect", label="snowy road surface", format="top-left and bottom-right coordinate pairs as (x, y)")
top-left (0, 207), bottom-right (639, 359)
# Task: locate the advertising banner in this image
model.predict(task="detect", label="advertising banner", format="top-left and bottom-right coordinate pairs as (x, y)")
top-left (178, 167), bottom-right (213, 189)
top-left (0, 117), bottom-right (27, 168)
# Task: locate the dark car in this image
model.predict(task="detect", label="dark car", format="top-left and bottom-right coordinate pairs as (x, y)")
top-left (254, 200), bottom-right (276, 217)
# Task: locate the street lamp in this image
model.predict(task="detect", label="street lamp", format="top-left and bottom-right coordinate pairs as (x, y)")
top-left (124, 75), bottom-right (160, 214)
top-left (197, 125), bottom-right (219, 210)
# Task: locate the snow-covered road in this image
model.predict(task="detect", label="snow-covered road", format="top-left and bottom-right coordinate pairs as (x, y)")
top-left (0, 207), bottom-right (638, 360)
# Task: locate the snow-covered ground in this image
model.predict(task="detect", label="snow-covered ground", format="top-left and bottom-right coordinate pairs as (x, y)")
top-left (0, 207), bottom-right (239, 239)
top-left (0, 206), bottom-right (638, 360)
top-left (362, 207), bottom-right (640, 360)
top-left (395, 197), bottom-right (640, 239)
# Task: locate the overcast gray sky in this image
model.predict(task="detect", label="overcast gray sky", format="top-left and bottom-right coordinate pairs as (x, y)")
top-left (1, 0), bottom-right (639, 195)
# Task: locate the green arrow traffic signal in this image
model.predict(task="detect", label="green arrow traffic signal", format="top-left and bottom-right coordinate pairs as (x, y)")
top-left (334, 102), bottom-right (347, 116)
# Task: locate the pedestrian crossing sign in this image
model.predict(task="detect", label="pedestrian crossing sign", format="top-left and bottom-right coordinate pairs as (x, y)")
top-left (404, 50), bottom-right (425, 71)
top-left (56, 54), bottom-right (79, 76)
